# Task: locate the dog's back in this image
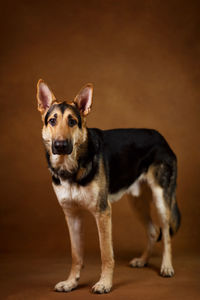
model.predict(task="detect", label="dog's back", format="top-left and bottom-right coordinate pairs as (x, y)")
top-left (100, 128), bottom-right (176, 192)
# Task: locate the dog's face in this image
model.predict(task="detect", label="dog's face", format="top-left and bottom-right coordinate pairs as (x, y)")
top-left (36, 80), bottom-right (93, 155)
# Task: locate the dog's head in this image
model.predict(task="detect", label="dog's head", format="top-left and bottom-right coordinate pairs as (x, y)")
top-left (36, 80), bottom-right (93, 155)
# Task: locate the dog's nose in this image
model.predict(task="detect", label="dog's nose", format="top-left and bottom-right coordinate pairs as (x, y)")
top-left (53, 139), bottom-right (73, 155)
top-left (54, 140), bottom-right (67, 150)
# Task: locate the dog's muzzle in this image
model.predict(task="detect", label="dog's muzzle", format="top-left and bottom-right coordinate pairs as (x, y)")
top-left (52, 139), bottom-right (73, 155)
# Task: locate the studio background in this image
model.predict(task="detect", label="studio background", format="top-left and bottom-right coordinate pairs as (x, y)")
top-left (1, 1), bottom-right (200, 299)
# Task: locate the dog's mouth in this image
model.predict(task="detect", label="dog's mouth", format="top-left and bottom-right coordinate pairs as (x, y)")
top-left (52, 139), bottom-right (73, 155)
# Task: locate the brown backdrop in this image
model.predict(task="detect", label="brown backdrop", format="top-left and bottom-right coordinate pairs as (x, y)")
top-left (1, 1), bottom-right (200, 299)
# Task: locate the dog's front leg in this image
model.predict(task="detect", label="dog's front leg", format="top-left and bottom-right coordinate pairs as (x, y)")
top-left (92, 204), bottom-right (114, 294)
top-left (55, 208), bottom-right (84, 292)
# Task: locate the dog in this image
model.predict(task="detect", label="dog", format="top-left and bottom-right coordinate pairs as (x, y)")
top-left (36, 80), bottom-right (181, 294)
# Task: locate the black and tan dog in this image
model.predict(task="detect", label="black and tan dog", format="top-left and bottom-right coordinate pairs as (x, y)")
top-left (36, 80), bottom-right (180, 294)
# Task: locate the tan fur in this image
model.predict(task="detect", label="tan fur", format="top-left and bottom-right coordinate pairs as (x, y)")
top-left (54, 209), bottom-right (84, 292)
top-left (92, 204), bottom-right (114, 293)
top-left (36, 79), bottom-right (56, 117)
top-left (42, 106), bottom-right (87, 174)
top-left (74, 83), bottom-right (93, 116)
top-left (146, 166), bottom-right (174, 276)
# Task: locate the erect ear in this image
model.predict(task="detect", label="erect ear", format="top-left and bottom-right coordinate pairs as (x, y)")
top-left (36, 79), bottom-right (56, 114)
top-left (74, 84), bottom-right (93, 116)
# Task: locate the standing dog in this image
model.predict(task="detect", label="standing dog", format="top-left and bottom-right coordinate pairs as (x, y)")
top-left (36, 80), bottom-right (180, 294)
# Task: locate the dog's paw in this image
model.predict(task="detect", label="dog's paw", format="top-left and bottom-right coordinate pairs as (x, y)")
top-left (160, 264), bottom-right (174, 277)
top-left (92, 280), bottom-right (112, 294)
top-left (129, 257), bottom-right (147, 268)
top-left (54, 279), bottom-right (78, 292)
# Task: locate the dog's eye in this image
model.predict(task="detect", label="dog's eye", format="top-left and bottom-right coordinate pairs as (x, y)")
top-left (49, 118), bottom-right (56, 126)
top-left (68, 117), bottom-right (77, 127)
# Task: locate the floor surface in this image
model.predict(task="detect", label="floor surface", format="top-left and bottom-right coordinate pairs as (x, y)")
top-left (1, 253), bottom-right (200, 300)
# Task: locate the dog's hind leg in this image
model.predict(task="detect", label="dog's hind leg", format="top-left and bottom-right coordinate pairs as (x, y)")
top-left (147, 162), bottom-right (180, 277)
top-left (54, 208), bottom-right (84, 292)
top-left (128, 183), bottom-right (160, 268)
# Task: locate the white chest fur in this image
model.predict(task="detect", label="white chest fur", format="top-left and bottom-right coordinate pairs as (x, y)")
top-left (52, 172), bottom-right (146, 212)
top-left (52, 179), bottom-right (100, 211)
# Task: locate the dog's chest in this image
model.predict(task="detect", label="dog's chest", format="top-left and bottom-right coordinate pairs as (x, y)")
top-left (52, 179), bottom-right (99, 210)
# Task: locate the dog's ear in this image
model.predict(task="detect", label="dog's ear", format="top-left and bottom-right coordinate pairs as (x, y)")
top-left (37, 79), bottom-right (56, 114)
top-left (74, 84), bottom-right (93, 116)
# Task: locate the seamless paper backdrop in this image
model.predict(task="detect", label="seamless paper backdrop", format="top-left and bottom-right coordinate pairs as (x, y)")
top-left (0, 0), bottom-right (200, 259)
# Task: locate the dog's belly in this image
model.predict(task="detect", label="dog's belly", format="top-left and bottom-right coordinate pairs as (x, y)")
top-left (108, 173), bottom-right (145, 203)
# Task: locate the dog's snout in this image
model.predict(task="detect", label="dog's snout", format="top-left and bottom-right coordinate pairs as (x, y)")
top-left (52, 139), bottom-right (73, 155)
